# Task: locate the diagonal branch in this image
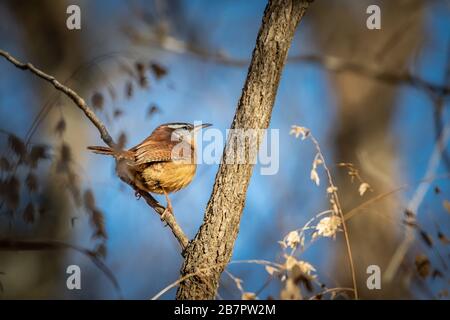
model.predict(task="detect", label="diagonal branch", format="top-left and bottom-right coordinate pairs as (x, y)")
top-left (0, 49), bottom-right (189, 251)
top-left (384, 124), bottom-right (450, 283)
top-left (134, 188), bottom-right (189, 249)
top-left (129, 30), bottom-right (450, 97)
top-left (0, 50), bottom-right (115, 149)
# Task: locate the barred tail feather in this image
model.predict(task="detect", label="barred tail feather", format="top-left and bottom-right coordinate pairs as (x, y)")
top-left (87, 146), bottom-right (114, 155)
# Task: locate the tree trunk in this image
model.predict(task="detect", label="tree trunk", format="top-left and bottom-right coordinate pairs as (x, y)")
top-left (176, 0), bottom-right (311, 300)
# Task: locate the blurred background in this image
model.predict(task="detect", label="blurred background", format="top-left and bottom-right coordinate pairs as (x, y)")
top-left (0, 0), bottom-right (449, 299)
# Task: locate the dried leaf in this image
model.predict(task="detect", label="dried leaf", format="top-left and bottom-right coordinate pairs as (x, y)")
top-left (117, 132), bottom-right (127, 150)
top-left (147, 104), bottom-right (160, 118)
top-left (28, 144), bottom-right (49, 168)
top-left (358, 182), bottom-right (371, 196)
top-left (312, 157), bottom-right (323, 167)
top-left (280, 278), bottom-right (302, 300)
top-left (139, 76), bottom-right (149, 88)
top-left (8, 134), bottom-right (26, 158)
top-left (265, 265), bottom-right (278, 276)
top-left (113, 109), bottom-right (123, 118)
top-left (233, 277), bottom-right (244, 292)
top-left (310, 168), bottom-right (320, 186)
top-left (67, 171), bottom-right (81, 207)
top-left (419, 230), bottom-right (433, 248)
top-left (91, 208), bottom-right (107, 239)
top-left (415, 254), bottom-right (430, 278)
top-left (242, 292), bottom-right (256, 300)
top-left (404, 209), bottom-right (415, 218)
top-left (293, 271), bottom-right (313, 292)
top-left (54, 117), bottom-right (66, 137)
top-left (284, 256), bottom-right (316, 277)
top-left (26, 172), bottom-right (38, 192)
top-left (289, 125), bottom-right (310, 140)
top-left (4, 176), bottom-right (20, 210)
top-left (38, 204), bottom-right (47, 217)
top-left (95, 243), bottom-right (107, 258)
top-left (91, 92), bottom-right (104, 110)
top-left (316, 215), bottom-right (342, 238)
top-left (83, 189), bottom-right (96, 211)
top-left (326, 186), bottom-right (338, 194)
top-left (285, 231), bottom-right (300, 249)
top-left (23, 202), bottom-right (35, 224)
top-left (150, 62), bottom-right (167, 79)
top-left (71, 217), bottom-right (78, 228)
top-left (135, 62), bottom-right (145, 73)
top-left (438, 231), bottom-right (450, 245)
top-left (125, 81), bottom-right (133, 99)
top-left (135, 64), bottom-right (149, 88)
top-left (0, 157), bottom-right (11, 171)
top-left (432, 269), bottom-right (443, 279)
top-left (57, 143), bottom-right (72, 172)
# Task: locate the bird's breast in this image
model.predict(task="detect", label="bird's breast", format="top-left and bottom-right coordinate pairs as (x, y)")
top-left (141, 161), bottom-right (196, 194)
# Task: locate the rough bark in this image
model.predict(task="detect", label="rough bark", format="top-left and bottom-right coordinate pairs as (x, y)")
top-left (176, 0), bottom-right (311, 300)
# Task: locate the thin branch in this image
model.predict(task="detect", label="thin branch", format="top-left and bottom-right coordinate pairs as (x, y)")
top-left (343, 173), bottom-right (450, 222)
top-left (308, 133), bottom-right (359, 300)
top-left (432, 37), bottom-right (450, 170)
top-left (0, 238), bottom-right (122, 298)
top-left (0, 49), bottom-right (115, 149)
top-left (384, 125), bottom-right (450, 283)
top-left (129, 31), bottom-right (450, 96)
top-left (0, 49), bottom-right (189, 251)
top-left (134, 188), bottom-right (189, 250)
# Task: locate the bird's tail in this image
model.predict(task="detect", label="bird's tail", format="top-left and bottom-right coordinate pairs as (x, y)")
top-left (87, 145), bottom-right (115, 155)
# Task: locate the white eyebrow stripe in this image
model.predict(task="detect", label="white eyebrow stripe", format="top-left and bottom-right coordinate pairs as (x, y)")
top-left (168, 124), bottom-right (188, 129)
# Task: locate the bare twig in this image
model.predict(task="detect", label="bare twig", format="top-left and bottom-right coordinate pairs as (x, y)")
top-left (134, 188), bottom-right (189, 250)
top-left (432, 37), bottom-right (450, 170)
top-left (384, 125), bottom-right (450, 283)
top-left (0, 49), bottom-right (189, 251)
top-left (0, 50), bottom-right (115, 148)
top-left (308, 133), bottom-right (359, 300)
top-left (128, 31), bottom-right (450, 96)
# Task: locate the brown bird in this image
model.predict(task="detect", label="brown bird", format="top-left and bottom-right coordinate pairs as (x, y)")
top-left (87, 122), bottom-right (211, 215)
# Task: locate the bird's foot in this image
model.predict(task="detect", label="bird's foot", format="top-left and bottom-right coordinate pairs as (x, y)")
top-left (134, 191), bottom-right (142, 199)
top-left (161, 188), bottom-right (173, 223)
top-left (160, 206), bottom-right (172, 224)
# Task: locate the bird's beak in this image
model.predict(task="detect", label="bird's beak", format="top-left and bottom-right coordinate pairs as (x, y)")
top-left (193, 123), bottom-right (212, 132)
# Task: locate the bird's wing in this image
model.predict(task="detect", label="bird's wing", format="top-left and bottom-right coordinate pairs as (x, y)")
top-left (131, 138), bottom-right (176, 165)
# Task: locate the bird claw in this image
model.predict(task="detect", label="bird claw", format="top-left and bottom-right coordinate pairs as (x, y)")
top-left (160, 206), bottom-right (172, 225)
top-left (134, 191), bottom-right (142, 199)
